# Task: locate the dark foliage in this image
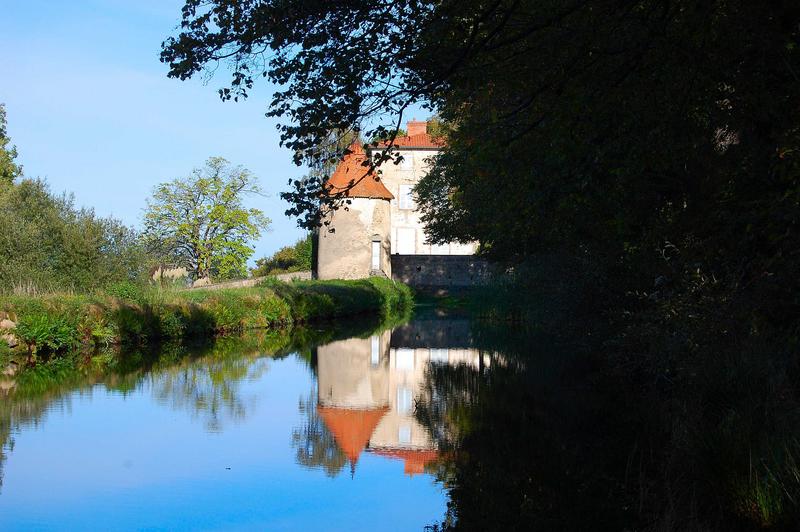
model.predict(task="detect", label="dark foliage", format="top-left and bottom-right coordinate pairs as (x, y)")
top-left (162, 3), bottom-right (800, 527)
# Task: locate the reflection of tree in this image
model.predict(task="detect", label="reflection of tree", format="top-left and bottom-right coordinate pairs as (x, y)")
top-left (413, 325), bottom-right (646, 531)
top-left (0, 388), bottom-right (74, 494)
top-left (292, 389), bottom-right (347, 477)
top-left (416, 362), bottom-right (485, 452)
top-left (150, 353), bottom-right (269, 432)
top-left (0, 417), bottom-right (9, 493)
top-left (0, 319), bottom-right (401, 491)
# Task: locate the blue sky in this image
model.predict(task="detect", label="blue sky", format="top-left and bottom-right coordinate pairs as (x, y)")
top-left (0, 0), bottom-right (308, 259)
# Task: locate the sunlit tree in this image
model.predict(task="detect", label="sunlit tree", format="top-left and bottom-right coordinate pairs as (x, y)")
top-left (143, 157), bottom-right (271, 281)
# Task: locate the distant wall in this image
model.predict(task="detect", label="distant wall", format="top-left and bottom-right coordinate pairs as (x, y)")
top-left (391, 318), bottom-right (475, 348)
top-left (390, 255), bottom-right (491, 287)
top-left (188, 270), bottom-right (312, 290)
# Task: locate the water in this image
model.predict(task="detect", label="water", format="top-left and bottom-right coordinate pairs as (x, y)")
top-left (0, 316), bottom-right (488, 531)
top-left (3, 311), bottom-right (783, 530)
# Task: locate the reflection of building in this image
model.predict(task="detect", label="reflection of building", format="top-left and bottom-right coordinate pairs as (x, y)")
top-left (315, 321), bottom-right (493, 476)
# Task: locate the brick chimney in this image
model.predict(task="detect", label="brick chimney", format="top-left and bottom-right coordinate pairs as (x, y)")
top-left (407, 120), bottom-right (427, 137)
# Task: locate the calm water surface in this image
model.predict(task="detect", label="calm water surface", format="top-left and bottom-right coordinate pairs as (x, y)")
top-left (3, 312), bottom-right (792, 530)
top-left (0, 316), bottom-right (500, 531)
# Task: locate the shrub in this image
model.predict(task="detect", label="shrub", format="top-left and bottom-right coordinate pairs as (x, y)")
top-left (251, 235), bottom-right (312, 276)
top-left (15, 312), bottom-right (79, 354)
top-left (107, 280), bottom-right (146, 303)
top-left (0, 340), bottom-right (10, 368)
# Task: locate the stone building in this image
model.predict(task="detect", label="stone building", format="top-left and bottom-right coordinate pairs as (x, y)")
top-left (315, 120), bottom-right (479, 281)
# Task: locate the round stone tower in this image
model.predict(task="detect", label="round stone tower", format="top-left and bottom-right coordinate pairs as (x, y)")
top-left (316, 142), bottom-right (394, 280)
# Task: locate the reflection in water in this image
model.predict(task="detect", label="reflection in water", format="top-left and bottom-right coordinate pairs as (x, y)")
top-left (0, 380), bottom-right (79, 495)
top-left (0, 320), bottom-right (450, 531)
top-left (3, 312), bottom-right (795, 529)
top-left (0, 333), bottom-right (290, 492)
top-left (296, 319), bottom-right (498, 478)
top-left (150, 352), bottom-right (270, 432)
top-left (292, 389), bottom-right (348, 477)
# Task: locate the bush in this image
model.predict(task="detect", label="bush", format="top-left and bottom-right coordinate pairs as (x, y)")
top-left (15, 312), bottom-right (79, 354)
top-left (107, 280), bottom-right (146, 303)
top-left (0, 340), bottom-right (10, 368)
top-left (0, 178), bottom-right (151, 294)
top-left (251, 235), bottom-right (312, 276)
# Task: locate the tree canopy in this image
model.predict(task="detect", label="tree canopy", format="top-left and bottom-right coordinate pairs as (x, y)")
top-left (0, 104), bottom-right (22, 187)
top-left (0, 179), bottom-right (146, 292)
top-left (162, 0), bottom-right (800, 330)
top-left (143, 157), bottom-right (271, 281)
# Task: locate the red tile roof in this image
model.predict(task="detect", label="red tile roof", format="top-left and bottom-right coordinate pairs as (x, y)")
top-left (317, 405), bottom-right (389, 465)
top-left (371, 448), bottom-right (440, 476)
top-left (377, 132), bottom-right (445, 149)
top-left (324, 142), bottom-right (394, 200)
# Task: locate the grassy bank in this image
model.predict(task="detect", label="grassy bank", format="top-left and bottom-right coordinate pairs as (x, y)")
top-left (0, 277), bottom-right (412, 364)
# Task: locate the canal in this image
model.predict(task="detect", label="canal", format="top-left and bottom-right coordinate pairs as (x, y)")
top-left (2, 304), bottom-right (781, 530)
top-left (0, 312), bottom-right (512, 530)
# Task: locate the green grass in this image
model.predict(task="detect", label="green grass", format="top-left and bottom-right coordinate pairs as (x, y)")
top-left (0, 277), bottom-right (413, 360)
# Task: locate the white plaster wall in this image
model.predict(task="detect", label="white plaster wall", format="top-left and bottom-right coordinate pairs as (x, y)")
top-left (375, 148), bottom-right (479, 256)
top-left (316, 332), bottom-right (392, 409)
top-left (317, 197), bottom-right (392, 280)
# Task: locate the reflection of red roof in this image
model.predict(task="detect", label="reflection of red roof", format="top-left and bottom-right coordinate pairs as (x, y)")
top-left (372, 448), bottom-right (440, 476)
top-left (378, 133), bottom-right (445, 149)
top-left (317, 405), bottom-right (389, 465)
top-left (324, 142), bottom-right (394, 200)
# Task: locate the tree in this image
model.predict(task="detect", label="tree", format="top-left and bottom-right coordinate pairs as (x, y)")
top-left (251, 234), bottom-right (312, 277)
top-left (161, 1), bottom-right (441, 228)
top-left (0, 104), bottom-right (22, 187)
top-left (143, 157), bottom-right (270, 281)
top-left (292, 389), bottom-right (347, 478)
top-left (160, 3), bottom-right (800, 526)
top-left (281, 128), bottom-right (363, 228)
top-left (0, 178), bottom-right (148, 292)
top-left (162, 1), bottom-right (800, 321)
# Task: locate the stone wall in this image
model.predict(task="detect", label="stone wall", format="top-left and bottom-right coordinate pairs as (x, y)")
top-left (391, 318), bottom-right (475, 348)
top-left (390, 255), bottom-right (492, 287)
top-left (188, 270), bottom-right (311, 291)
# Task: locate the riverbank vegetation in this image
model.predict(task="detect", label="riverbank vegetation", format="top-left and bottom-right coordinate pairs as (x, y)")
top-left (251, 234), bottom-right (312, 277)
top-left (0, 278), bottom-right (412, 365)
top-left (0, 105), bottom-right (275, 293)
top-left (0, 313), bottom-right (406, 495)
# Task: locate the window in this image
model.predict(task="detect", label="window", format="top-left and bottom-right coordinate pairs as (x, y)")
top-left (371, 335), bottom-right (380, 366)
top-left (398, 184), bottom-right (415, 210)
top-left (395, 348), bottom-right (415, 371)
top-left (429, 348), bottom-right (449, 364)
top-left (400, 151), bottom-right (413, 170)
top-left (371, 240), bottom-right (381, 270)
top-left (430, 242), bottom-right (450, 255)
top-left (396, 227), bottom-right (416, 254)
top-left (398, 425), bottom-right (412, 444)
top-left (397, 387), bottom-right (413, 414)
